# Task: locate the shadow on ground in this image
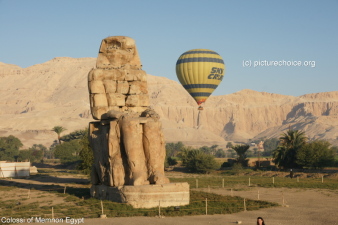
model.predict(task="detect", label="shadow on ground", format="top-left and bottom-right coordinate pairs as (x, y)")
top-left (0, 178), bottom-right (91, 198)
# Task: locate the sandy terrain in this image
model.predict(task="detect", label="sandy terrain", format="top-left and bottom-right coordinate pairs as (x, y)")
top-left (2, 182), bottom-right (336, 225)
top-left (68, 188), bottom-right (338, 225)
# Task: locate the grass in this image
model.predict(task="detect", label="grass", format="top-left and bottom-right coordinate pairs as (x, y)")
top-left (0, 188), bottom-right (278, 218)
top-left (169, 175), bottom-right (338, 190)
top-left (1, 167), bottom-right (337, 219)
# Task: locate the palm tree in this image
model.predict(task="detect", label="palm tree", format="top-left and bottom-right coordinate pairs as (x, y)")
top-left (231, 144), bottom-right (250, 167)
top-left (273, 129), bottom-right (307, 169)
top-left (279, 129), bottom-right (307, 149)
top-left (52, 126), bottom-right (67, 144)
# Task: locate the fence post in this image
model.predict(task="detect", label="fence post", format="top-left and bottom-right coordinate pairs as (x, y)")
top-left (64, 186), bottom-right (66, 194)
top-left (248, 177), bottom-right (251, 186)
top-left (297, 177), bottom-right (299, 182)
top-left (243, 198), bottom-right (246, 211)
top-left (158, 200), bottom-right (161, 217)
top-left (52, 207), bottom-right (54, 219)
top-left (100, 200), bottom-right (107, 218)
top-left (273, 177), bottom-right (274, 184)
top-left (205, 198), bottom-right (208, 215)
top-left (222, 178), bottom-right (224, 188)
top-left (322, 176), bottom-right (324, 183)
top-left (28, 189), bottom-right (31, 199)
top-left (196, 179), bottom-right (198, 189)
top-left (257, 190), bottom-right (260, 200)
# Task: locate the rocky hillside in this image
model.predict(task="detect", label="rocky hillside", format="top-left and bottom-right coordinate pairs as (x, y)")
top-left (0, 58), bottom-right (337, 148)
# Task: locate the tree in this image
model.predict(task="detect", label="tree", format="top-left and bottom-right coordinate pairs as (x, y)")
top-left (231, 144), bottom-right (250, 167)
top-left (52, 126), bottom-right (67, 144)
top-left (263, 138), bottom-right (279, 156)
top-left (200, 146), bottom-right (212, 155)
top-left (18, 148), bottom-right (43, 162)
top-left (54, 139), bottom-right (81, 163)
top-left (331, 146), bottom-right (338, 155)
top-left (215, 149), bottom-right (226, 158)
top-left (184, 149), bottom-right (218, 173)
top-left (273, 129), bottom-right (307, 169)
top-left (210, 145), bottom-right (218, 155)
top-left (166, 156), bottom-right (178, 166)
top-left (226, 142), bottom-right (233, 149)
top-left (60, 130), bottom-right (87, 142)
top-left (296, 140), bottom-right (335, 169)
top-left (177, 146), bottom-right (194, 166)
top-left (77, 129), bottom-right (93, 174)
top-left (0, 135), bottom-right (23, 161)
top-left (165, 142), bottom-right (184, 157)
top-left (227, 149), bottom-right (236, 158)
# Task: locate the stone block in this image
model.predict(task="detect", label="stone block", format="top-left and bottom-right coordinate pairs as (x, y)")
top-left (124, 70), bottom-right (147, 81)
top-left (117, 81), bottom-right (129, 94)
top-left (125, 94), bottom-right (149, 107)
top-left (89, 69), bottom-right (121, 81)
top-left (93, 94), bottom-right (108, 107)
top-left (106, 93), bottom-right (126, 106)
top-left (103, 80), bottom-right (117, 93)
top-left (88, 69), bottom-right (105, 81)
top-left (89, 80), bottom-right (105, 94)
top-left (129, 81), bottom-right (148, 94)
top-left (30, 166), bottom-right (38, 174)
top-left (90, 182), bottom-right (190, 208)
top-left (127, 106), bottom-right (148, 114)
top-left (91, 106), bottom-right (109, 120)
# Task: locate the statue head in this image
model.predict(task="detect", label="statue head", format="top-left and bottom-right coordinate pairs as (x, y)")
top-left (96, 36), bottom-right (142, 69)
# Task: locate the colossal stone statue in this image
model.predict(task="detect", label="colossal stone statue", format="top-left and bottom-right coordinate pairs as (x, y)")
top-left (88, 36), bottom-right (169, 186)
top-left (88, 36), bottom-right (189, 208)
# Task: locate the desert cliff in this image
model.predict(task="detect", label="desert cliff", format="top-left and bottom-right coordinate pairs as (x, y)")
top-left (0, 58), bottom-right (337, 148)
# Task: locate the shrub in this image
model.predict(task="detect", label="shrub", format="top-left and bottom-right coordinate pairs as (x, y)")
top-left (296, 140), bottom-right (335, 169)
top-left (184, 149), bottom-right (218, 173)
top-left (167, 156), bottom-right (178, 166)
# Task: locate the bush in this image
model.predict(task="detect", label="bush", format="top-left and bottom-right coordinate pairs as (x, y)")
top-left (296, 140), bottom-right (335, 169)
top-left (54, 139), bottom-right (81, 164)
top-left (77, 129), bottom-right (93, 174)
top-left (167, 156), bottom-right (178, 166)
top-left (18, 149), bottom-right (43, 162)
top-left (221, 161), bottom-right (232, 168)
top-left (0, 135), bottom-right (22, 161)
top-left (184, 150), bottom-right (218, 173)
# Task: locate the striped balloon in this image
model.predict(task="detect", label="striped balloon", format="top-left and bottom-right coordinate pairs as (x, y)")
top-left (176, 49), bottom-right (225, 107)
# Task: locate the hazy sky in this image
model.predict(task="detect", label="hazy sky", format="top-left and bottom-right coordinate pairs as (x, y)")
top-left (1, 0), bottom-right (337, 96)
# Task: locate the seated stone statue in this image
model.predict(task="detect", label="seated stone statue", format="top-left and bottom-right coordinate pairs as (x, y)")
top-left (88, 36), bottom-right (169, 186)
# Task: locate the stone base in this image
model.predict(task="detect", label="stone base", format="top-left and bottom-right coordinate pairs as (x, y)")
top-left (90, 182), bottom-right (190, 208)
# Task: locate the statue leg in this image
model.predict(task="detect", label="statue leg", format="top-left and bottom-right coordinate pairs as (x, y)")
top-left (121, 117), bottom-right (149, 185)
top-left (108, 120), bottom-right (125, 186)
top-left (143, 119), bottom-right (170, 184)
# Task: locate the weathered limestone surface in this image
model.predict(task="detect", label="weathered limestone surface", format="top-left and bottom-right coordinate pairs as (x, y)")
top-left (88, 36), bottom-right (149, 120)
top-left (88, 36), bottom-right (189, 208)
top-left (90, 183), bottom-right (190, 208)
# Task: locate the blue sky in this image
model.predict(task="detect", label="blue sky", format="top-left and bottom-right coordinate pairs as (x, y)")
top-left (0, 0), bottom-right (337, 96)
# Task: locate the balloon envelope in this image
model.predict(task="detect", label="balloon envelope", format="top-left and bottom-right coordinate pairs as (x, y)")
top-left (176, 49), bottom-right (225, 105)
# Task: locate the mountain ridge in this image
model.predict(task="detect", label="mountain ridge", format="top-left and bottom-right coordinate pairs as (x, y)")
top-left (0, 57), bottom-right (337, 148)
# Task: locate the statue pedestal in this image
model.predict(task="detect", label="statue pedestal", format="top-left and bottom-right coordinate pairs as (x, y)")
top-left (90, 182), bottom-right (190, 208)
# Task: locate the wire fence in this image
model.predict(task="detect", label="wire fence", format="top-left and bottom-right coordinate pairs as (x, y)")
top-left (1, 174), bottom-right (337, 219)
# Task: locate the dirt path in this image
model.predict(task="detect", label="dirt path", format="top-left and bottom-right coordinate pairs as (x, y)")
top-left (14, 187), bottom-right (337, 225)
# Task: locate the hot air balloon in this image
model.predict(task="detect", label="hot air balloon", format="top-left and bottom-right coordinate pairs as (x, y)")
top-left (176, 49), bottom-right (225, 110)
